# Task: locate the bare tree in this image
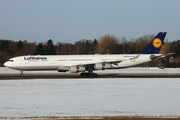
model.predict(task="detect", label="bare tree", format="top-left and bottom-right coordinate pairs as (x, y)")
top-left (97, 34), bottom-right (119, 54)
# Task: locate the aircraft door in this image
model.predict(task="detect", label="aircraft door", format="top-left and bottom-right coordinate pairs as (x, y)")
top-left (51, 59), bottom-right (55, 64)
top-left (18, 59), bottom-right (24, 65)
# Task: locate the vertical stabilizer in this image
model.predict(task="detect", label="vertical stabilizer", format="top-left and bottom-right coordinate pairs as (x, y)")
top-left (139, 32), bottom-right (167, 54)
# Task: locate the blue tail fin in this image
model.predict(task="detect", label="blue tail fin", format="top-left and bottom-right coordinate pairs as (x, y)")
top-left (139, 32), bottom-right (167, 54)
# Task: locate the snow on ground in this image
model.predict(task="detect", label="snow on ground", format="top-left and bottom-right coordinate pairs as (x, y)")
top-left (0, 67), bottom-right (180, 117)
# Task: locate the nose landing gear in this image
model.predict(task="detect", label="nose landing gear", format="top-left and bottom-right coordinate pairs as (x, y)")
top-left (20, 70), bottom-right (24, 77)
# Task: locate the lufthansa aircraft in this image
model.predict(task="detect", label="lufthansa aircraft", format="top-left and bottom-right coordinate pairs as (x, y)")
top-left (4, 32), bottom-right (172, 76)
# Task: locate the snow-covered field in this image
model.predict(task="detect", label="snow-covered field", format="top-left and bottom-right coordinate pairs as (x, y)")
top-left (0, 67), bottom-right (180, 118)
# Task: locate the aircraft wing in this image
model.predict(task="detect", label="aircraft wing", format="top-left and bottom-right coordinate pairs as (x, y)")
top-left (62, 54), bottom-right (140, 67)
top-left (62, 59), bottom-right (124, 67)
top-left (63, 58), bottom-right (134, 67)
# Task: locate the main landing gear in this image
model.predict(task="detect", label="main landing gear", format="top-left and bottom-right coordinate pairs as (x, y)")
top-left (80, 71), bottom-right (98, 77)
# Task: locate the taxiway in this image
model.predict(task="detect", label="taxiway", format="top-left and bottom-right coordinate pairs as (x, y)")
top-left (0, 72), bottom-right (180, 80)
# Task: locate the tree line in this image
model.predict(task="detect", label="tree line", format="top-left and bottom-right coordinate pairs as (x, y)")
top-left (0, 34), bottom-right (180, 67)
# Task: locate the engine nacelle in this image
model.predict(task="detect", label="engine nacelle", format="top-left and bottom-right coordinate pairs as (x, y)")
top-left (69, 66), bottom-right (86, 73)
top-left (58, 66), bottom-right (69, 72)
top-left (94, 63), bottom-right (111, 70)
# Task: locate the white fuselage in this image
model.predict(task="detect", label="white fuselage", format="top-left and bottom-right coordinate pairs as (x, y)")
top-left (4, 54), bottom-right (161, 73)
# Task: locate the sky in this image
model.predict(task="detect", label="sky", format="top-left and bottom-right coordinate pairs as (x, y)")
top-left (0, 0), bottom-right (180, 43)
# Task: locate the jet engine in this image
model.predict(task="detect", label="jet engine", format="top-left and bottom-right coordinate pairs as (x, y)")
top-left (69, 66), bottom-right (86, 73)
top-left (58, 66), bottom-right (69, 72)
top-left (94, 63), bottom-right (111, 70)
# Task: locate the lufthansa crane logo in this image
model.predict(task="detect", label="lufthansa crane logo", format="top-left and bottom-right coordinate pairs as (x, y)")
top-left (152, 38), bottom-right (162, 48)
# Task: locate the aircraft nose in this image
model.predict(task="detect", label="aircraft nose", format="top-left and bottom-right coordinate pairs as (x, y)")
top-left (4, 61), bottom-right (9, 67)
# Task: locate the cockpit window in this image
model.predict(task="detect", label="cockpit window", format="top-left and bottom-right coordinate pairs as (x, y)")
top-left (8, 60), bottom-right (14, 62)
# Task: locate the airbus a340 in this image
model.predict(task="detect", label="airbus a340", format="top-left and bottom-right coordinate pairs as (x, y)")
top-left (4, 32), bottom-right (173, 76)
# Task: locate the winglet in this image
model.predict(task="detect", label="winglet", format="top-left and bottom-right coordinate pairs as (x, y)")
top-left (139, 32), bottom-right (167, 54)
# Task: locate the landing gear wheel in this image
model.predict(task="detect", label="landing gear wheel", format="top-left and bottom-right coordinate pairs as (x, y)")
top-left (80, 73), bottom-right (85, 76)
top-left (90, 73), bottom-right (98, 77)
top-left (93, 73), bottom-right (98, 76)
top-left (80, 72), bottom-right (98, 77)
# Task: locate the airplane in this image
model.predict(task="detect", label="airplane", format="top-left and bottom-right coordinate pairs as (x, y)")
top-left (4, 32), bottom-right (172, 77)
